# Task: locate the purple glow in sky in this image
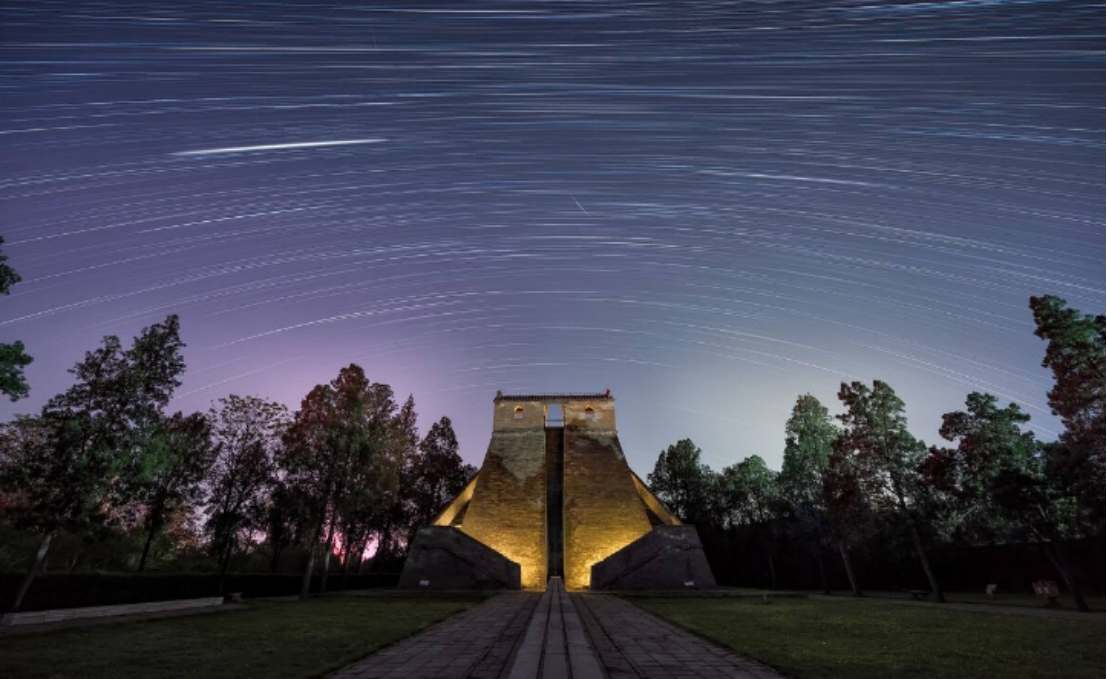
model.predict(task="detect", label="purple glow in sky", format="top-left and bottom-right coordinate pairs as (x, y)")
top-left (1, 1), bottom-right (1103, 476)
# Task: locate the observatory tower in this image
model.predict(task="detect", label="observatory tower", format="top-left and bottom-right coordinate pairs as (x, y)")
top-left (399, 392), bottom-right (716, 590)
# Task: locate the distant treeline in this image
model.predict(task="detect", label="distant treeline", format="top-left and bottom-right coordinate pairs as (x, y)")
top-left (0, 311), bottom-right (474, 613)
top-left (646, 295), bottom-right (1104, 611)
top-left (1, 235), bottom-right (1102, 613)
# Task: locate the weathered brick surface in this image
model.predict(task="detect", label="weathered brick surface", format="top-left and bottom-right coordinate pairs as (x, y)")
top-left (563, 399), bottom-right (615, 430)
top-left (563, 431), bottom-right (653, 590)
top-left (410, 393), bottom-right (715, 593)
top-left (492, 399), bottom-right (547, 431)
top-left (460, 429), bottom-right (548, 589)
top-left (591, 525), bottom-right (717, 590)
top-left (398, 527), bottom-right (522, 590)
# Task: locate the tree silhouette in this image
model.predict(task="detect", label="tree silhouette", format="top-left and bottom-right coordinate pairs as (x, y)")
top-left (0, 236), bottom-right (33, 401)
top-left (1, 315), bottom-right (185, 613)
top-left (836, 380), bottom-right (944, 602)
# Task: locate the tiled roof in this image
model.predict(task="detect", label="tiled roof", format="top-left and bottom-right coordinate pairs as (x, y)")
top-left (493, 391), bottom-right (612, 402)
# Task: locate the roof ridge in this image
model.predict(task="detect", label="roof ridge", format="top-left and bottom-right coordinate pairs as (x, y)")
top-left (493, 391), bottom-right (612, 401)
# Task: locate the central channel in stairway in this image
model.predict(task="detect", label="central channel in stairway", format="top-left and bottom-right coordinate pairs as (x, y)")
top-left (545, 423), bottom-right (564, 579)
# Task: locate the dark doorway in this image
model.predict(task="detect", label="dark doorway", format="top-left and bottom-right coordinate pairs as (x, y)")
top-left (545, 427), bottom-right (564, 579)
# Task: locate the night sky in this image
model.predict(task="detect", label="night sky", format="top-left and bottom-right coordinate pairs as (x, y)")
top-left (1, 1), bottom-right (1103, 474)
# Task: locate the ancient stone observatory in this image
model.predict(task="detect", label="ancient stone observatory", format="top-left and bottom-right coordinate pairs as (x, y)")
top-left (399, 392), bottom-right (717, 591)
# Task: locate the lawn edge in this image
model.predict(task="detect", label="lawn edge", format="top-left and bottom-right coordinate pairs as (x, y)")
top-left (309, 591), bottom-right (496, 679)
top-left (618, 594), bottom-right (800, 679)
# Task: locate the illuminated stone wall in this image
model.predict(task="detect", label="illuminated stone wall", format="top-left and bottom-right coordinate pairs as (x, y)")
top-left (458, 428), bottom-right (548, 589)
top-left (563, 399), bottom-right (616, 430)
top-left (562, 429), bottom-right (654, 590)
top-left (492, 398), bottom-right (546, 431)
top-left (412, 391), bottom-right (694, 592)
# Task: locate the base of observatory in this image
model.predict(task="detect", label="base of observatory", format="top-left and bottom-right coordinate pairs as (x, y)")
top-left (398, 527), bottom-right (521, 590)
top-left (591, 525), bottom-right (716, 590)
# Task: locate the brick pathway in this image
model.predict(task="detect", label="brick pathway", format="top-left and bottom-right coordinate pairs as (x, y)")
top-left (333, 587), bottom-right (784, 679)
top-left (507, 578), bottom-right (603, 679)
top-left (331, 592), bottom-right (539, 679)
top-left (574, 594), bottom-right (784, 679)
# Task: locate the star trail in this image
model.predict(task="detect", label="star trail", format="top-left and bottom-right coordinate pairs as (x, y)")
top-left (0, 1), bottom-right (1102, 473)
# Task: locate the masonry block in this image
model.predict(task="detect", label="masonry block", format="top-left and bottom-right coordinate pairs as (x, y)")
top-left (590, 525), bottom-right (717, 590)
top-left (563, 430), bottom-right (654, 590)
top-left (458, 429), bottom-right (548, 589)
top-left (399, 526), bottom-right (522, 590)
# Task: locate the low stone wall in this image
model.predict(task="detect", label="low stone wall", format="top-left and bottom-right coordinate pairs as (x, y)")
top-left (399, 526), bottom-right (521, 590)
top-left (1, 596), bottom-right (223, 627)
top-left (591, 526), bottom-right (717, 590)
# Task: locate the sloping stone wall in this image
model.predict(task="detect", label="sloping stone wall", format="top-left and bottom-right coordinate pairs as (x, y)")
top-left (563, 430), bottom-right (653, 590)
top-left (398, 527), bottom-right (521, 589)
top-left (460, 429), bottom-right (548, 589)
top-left (590, 525), bottom-right (717, 590)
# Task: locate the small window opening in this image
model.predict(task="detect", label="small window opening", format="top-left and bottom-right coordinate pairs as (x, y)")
top-left (584, 405), bottom-right (596, 420)
top-left (513, 405), bottom-right (525, 420)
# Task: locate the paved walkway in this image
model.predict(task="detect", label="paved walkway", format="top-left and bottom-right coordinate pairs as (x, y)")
top-left (332, 586), bottom-right (784, 679)
top-left (332, 592), bottom-right (539, 679)
top-left (575, 594), bottom-right (783, 679)
top-left (507, 578), bottom-right (603, 679)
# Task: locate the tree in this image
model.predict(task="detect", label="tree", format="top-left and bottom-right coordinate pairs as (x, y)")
top-left (648, 439), bottom-right (717, 526)
top-left (408, 416), bottom-right (476, 532)
top-left (262, 480), bottom-right (312, 573)
top-left (822, 445), bottom-right (866, 596)
top-left (718, 456), bottom-right (780, 527)
top-left (836, 380), bottom-right (945, 602)
top-left (780, 394), bottom-right (838, 593)
top-left (932, 392), bottom-right (1091, 612)
top-left (922, 393), bottom-right (1032, 542)
top-left (371, 395), bottom-right (422, 566)
top-left (718, 455), bottom-right (783, 587)
top-left (0, 315), bottom-right (185, 613)
top-left (0, 235), bottom-right (33, 401)
top-left (283, 365), bottom-right (404, 599)
top-left (1029, 295), bottom-right (1105, 534)
top-left (130, 412), bottom-right (216, 572)
top-left (206, 394), bottom-right (288, 594)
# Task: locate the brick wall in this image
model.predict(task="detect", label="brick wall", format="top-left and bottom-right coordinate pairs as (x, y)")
top-left (459, 429), bottom-right (548, 589)
top-left (563, 430), bottom-right (653, 590)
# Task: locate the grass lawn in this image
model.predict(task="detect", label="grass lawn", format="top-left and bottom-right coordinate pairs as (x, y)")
top-left (634, 596), bottom-right (1104, 679)
top-left (0, 590), bottom-right (488, 679)
top-left (816, 590), bottom-right (1105, 612)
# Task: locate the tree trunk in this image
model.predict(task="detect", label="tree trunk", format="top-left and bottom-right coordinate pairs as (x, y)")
top-left (372, 525), bottom-right (392, 574)
top-left (319, 521), bottom-right (336, 595)
top-left (838, 541), bottom-right (862, 597)
top-left (216, 539), bottom-right (235, 597)
top-left (1040, 539), bottom-right (1090, 612)
top-left (270, 544), bottom-right (283, 574)
top-left (813, 544), bottom-right (831, 594)
top-left (8, 532), bottom-right (54, 614)
top-left (300, 515), bottom-right (326, 600)
top-left (137, 496), bottom-right (166, 573)
top-left (341, 539), bottom-right (354, 589)
top-left (766, 553), bottom-right (777, 589)
top-left (907, 523), bottom-right (945, 603)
